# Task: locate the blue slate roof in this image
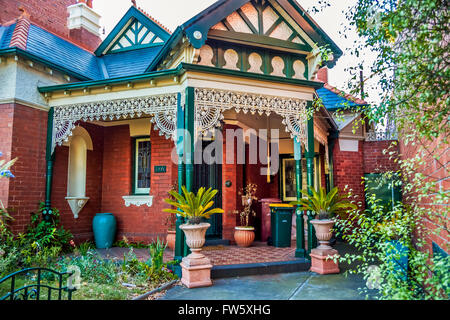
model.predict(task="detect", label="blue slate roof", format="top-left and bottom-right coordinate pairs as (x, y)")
top-left (316, 87), bottom-right (367, 110)
top-left (26, 24), bottom-right (103, 80)
top-left (0, 22), bottom-right (164, 81)
top-left (101, 45), bottom-right (163, 78)
top-left (0, 24), bottom-right (15, 49)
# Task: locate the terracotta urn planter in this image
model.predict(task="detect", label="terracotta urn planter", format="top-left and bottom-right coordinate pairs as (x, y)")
top-left (179, 223), bottom-right (210, 252)
top-left (310, 219), bottom-right (335, 250)
top-left (234, 226), bottom-right (255, 247)
top-left (166, 230), bottom-right (176, 251)
top-left (179, 223), bottom-right (213, 288)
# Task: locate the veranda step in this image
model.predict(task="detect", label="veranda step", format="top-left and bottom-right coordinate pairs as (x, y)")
top-left (211, 259), bottom-right (311, 279)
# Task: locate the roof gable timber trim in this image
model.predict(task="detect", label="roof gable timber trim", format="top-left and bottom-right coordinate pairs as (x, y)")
top-left (182, 0), bottom-right (340, 56)
top-left (210, 0), bottom-right (313, 51)
top-left (94, 6), bottom-right (171, 56)
top-left (147, 0), bottom-right (342, 72)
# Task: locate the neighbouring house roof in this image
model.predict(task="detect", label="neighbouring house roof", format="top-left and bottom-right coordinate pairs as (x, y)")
top-left (316, 83), bottom-right (367, 111)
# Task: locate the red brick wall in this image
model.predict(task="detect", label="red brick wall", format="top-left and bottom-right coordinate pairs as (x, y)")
top-left (0, 0), bottom-right (76, 33)
top-left (0, 103), bottom-right (14, 208)
top-left (332, 139), bottom-right (400, 211)
top-left (332, 139), bottom-right (365, 209)
top-left (68, 27), bottom-right (101, 52)
top-left (221, 124), bottom-right (243, 242)
top-left (363, 140), bottom-right (399, 173)
top-left (399, 138), bottom-right (449, 253)
top-left (51, 122), bottom-right (104, 243)
top-left (3, 103), bottom-right (47, 233)
top-left (244, 141), bottom-right (279, 241)
top-left (101, 125), bottom-right (177, 243)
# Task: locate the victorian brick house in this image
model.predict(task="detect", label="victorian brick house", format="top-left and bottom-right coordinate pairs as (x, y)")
top-left (0, 0), bottom-right (406, 259)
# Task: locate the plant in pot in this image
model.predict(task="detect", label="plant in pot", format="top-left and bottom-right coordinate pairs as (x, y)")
top-left (164, 184), bottom-right (178, 251)
top-left (163, 186), bottom-right (224, 254)
top-left (290, 186), bottom-right (357, 250)
top-left (233, 183), bottom-right (258, 247)
top-left (164, 212), bottom-right (177, 251)
top-left (375, 210), bottom-right (410, 281)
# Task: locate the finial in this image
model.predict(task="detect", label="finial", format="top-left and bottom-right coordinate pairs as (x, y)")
top-left (18, 6), bottom-right (30, 19)
top-left (131, 0), bottom-right (137, 6)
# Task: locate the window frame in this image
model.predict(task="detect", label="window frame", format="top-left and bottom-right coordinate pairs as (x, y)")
top-left (132, 136), bottom-right (151, 195)
top-left (279, 153), bottom-right (321, 202)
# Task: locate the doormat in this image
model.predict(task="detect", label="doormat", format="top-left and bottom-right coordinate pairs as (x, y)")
top-left (202, 245), bottom-right (228, 251)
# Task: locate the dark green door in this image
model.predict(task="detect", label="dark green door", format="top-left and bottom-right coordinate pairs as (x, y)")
top-left (364, 173), bottom-right (401, 212)
top-left (194, 139), bottom-right (222, 239)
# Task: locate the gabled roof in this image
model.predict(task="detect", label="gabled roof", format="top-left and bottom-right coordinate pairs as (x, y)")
top-left (316, 83), bottom-right (368, 111)
top-left (101, 45), bottom-right (163, 78)
top-left (147, 0), bottom-right (343, 72)
top-left (94, 6), bottom-right (171, 56)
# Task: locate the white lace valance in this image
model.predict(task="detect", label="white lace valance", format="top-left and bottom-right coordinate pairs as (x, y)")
top-left (194, 88), bottom-right (311, 149)
top-left (51, 93), bottom-right (178, 153)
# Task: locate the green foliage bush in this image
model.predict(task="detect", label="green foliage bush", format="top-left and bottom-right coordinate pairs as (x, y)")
top-left (335, 176), bottom-right (449, 300)
top-left (0, 203), bottom-right (74, 277)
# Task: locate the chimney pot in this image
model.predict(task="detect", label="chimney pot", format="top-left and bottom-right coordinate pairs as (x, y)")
top-left (68, 1), bottom-right (101, 51)
top-left (315, 67), bottom-right (328, 83)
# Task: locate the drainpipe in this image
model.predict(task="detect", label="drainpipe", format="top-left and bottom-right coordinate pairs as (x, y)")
top-left (305, 101), bottom-right (317, 255)
top-left (327, 130), bottom-right (339, 189)
top-left (43, 107), bottom-right (54, 221)
top-left (174, 92), bottom-right (186, 277)
top-left (294, 139), bottom-right (305, 258)
top-left (183, 87), bottom-right (195, 258)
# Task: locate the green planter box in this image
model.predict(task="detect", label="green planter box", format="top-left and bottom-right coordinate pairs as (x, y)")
top-left (269, 204), bottom-right (294, 248)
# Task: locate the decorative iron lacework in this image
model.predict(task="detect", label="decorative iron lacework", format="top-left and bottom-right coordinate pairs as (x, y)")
top-left (194, 88), bottom-right (310, 149)
top-left (52, 94), bottom-right (178, 153)
top-left (365, 130), bottom-right (398, 141)
top-left (313, 119), bottom-right (329, 165)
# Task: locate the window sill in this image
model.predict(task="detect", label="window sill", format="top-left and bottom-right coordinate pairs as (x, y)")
top-left (122, 195), bottom-right (153, 207)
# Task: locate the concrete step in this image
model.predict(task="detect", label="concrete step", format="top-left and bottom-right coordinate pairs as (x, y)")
top-left (211, 259), bottom-right (311, 279)
top-left (204, 239), bottom-right (230, 246)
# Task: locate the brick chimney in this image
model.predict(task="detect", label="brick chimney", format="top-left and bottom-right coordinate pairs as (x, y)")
top-left (67, 0), bottom-right (101, 51)
top-left (315, 67), bottom-right (328, 83)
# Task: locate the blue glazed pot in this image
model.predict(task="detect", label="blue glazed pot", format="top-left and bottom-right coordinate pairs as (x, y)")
top-left (386, 240), bottom-right (409, 281)
top-left (92, 213), bottom-right (117, 249)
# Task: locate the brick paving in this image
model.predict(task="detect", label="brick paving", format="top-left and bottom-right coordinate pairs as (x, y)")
top-left (96, 241), bottom-right (300, 266)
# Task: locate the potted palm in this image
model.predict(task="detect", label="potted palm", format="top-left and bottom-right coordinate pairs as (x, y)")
top-left (163, 186), bottom-right (224, 252)
top-left (233, 183), bottom-right (258, 247)
top-left (164, 184), bottom-right (178, 251)
top-left (164, 212), bottom-right (177, 251)
top-left (290, 186), bottom-right (357, 250)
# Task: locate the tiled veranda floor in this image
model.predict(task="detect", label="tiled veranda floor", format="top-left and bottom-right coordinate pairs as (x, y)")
top-left (96, 241), bottom-right (300, 266)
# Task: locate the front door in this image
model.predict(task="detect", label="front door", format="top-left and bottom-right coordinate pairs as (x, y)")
top-left (194, 139), bottom-right (222, 239)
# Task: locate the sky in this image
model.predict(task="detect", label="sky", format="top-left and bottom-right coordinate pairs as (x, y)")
top-left (92, 0), bottom-right (379, 104)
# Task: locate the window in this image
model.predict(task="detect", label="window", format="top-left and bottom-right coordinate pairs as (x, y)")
top-left (281, 158), bottom-right (297, 202)
top-left (364, 173), bottom-right (401, 212)
top-left (133, 137), bottom-right (151, 194)
top-left (280, 155), bottom-right (320, 201)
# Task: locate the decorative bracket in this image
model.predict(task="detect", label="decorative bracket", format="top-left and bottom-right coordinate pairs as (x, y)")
top-left (122, 195), bottom-right (154, 207)
top-left (65, 196), bottom-right (89, 219)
